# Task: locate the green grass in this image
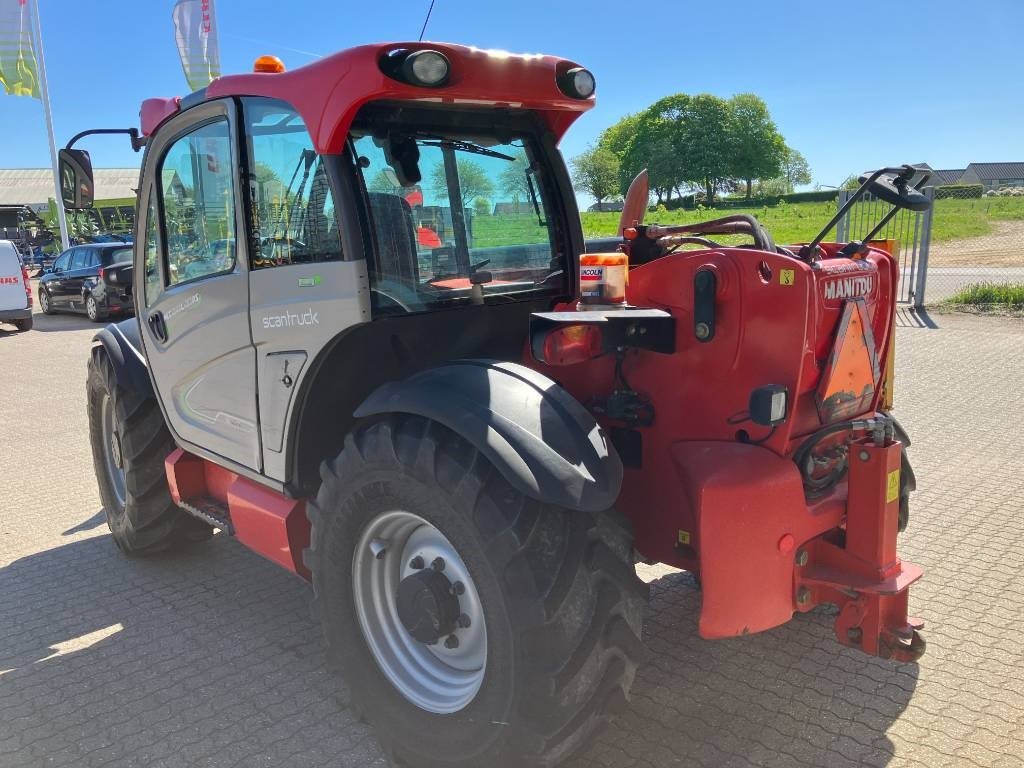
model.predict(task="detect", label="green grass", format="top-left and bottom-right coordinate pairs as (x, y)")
top-left (470, 196), bottom-right (1024, 250)
top-left (575, 195), bottom-right (1024, 247)
top-left (939, 282), bottom-right (1024, 314)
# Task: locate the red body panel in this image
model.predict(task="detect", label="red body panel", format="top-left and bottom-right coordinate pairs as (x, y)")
top-left (529, 245), bottom-right (922, 657)
top-left (672, 441), bottom-right (844, 638)
top-left (536, 245), bottom-right (896, 571)
top-left (141, 42), bottom-right (592, 148)
top-left (165, 449), bottom-right (310, 578)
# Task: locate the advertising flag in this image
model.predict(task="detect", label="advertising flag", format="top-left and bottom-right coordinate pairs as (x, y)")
top-left (0, 0), bottom-right (40, 98)
top-left (172, 0), bottom-right (220, 91)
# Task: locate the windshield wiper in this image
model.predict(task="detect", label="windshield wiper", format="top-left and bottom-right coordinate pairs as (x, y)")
top-left (525, 166), bottom-right (547, 227)
top-left (417, 137), bottom-right (515, 162)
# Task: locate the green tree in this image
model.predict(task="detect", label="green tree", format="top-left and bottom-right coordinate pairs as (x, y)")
top-left (498, 149), bottom-right (531, 208)
top-left (628, 96), bottom-right (692, 204)
top-left (678, 94), bottom-right (733, 204)
top-left (728, 93), bottom-right (787, 199)
top-left (781, 148), bottom-right (812, 190)
top-left (598, 113), bottom-right (642, 195)
top-left (367, 169), bottom-right (401, 193)
top-left (571, 145), bottom-right (621, 206)
top-left (430, 158), bottom-right (495, 210)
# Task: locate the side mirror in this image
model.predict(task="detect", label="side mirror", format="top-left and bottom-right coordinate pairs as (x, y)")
top-left (58, 148), bottom-right (95, 209)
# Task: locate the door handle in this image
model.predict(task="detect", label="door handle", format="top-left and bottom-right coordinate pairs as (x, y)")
top-left (148, 311), bottom-right (168, 343)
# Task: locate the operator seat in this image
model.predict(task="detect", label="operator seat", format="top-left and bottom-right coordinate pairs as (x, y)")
top-left (367, 192), bottom-right (420, 285)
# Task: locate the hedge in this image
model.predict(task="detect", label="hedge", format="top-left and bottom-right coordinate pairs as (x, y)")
top-left (933, 184), bottom-right (983, 200)
top-left (666, 189), bottom-right (838, 210)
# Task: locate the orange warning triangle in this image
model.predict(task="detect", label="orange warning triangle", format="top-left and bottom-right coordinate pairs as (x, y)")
top-left (817, 299), bottom-right (880, 423)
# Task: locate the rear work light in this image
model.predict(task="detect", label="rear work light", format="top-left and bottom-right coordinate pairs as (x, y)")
top-left (380, 49), bottom-right (450, 88)
top-left (557, 67), bottom-right (595, 99)
top-left (534, 323), bottom-right (604, 366)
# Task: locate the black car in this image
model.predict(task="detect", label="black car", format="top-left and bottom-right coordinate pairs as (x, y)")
top-left (38, 243), bottom-right (134, 322)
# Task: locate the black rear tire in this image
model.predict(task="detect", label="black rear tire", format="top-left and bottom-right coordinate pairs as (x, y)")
top-left (14, 316), bottom-right (32, 331)
top-left (306, 415), bottom-right (648, 768)
top-left (87, 349), bottom-right (211, 554)
top-left (86, 294), bottom-right (104, 322)
top-left (39, 287), bottom-right (55, 315)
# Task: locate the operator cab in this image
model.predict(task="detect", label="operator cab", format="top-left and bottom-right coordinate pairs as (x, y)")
top-left (58, 43), bottom-right (594, 492)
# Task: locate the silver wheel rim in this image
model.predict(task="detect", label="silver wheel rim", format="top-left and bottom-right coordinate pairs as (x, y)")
top-left (87, 297), bottom-right (97, 320)
top-left (100, 393), bottom-right (127, 507)
top-left (352, 511), bottom-right (487, 714)
top-left (39, 290), bottom-right (48, 312)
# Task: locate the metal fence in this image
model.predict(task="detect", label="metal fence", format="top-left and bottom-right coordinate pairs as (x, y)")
top-left (835, 187), bottom-right (932, 306)
top-left (837, 185), bottom-right (1024, 309)
top-left (914, 185), bottom-right (1024, 310)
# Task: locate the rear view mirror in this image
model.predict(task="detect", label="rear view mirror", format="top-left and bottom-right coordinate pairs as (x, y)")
top-left (58, 148), bottom-right (95, 209)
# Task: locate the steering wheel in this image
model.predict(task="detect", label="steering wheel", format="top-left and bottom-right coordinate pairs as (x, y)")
top-left (860, 171), bottom-right (931, 212)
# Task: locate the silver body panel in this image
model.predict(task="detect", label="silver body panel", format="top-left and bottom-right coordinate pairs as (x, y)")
top-left (250, 260), bottom-right (370, 481)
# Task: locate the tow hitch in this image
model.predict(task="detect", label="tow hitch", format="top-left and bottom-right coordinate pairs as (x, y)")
top-left (796, 430), bottom-right (925, 662)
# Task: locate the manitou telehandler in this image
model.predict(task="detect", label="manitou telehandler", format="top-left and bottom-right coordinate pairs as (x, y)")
top-left (62, 42), bottom-right (927, 767)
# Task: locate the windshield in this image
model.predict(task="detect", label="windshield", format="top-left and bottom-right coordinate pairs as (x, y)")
top-left (351, 124), bottom-right (565, 314)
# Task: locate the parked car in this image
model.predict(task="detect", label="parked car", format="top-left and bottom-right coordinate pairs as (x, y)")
top-left (38, 243), bottom-right (134, 322)
top-left (0, 239), bottom-right (33, 332)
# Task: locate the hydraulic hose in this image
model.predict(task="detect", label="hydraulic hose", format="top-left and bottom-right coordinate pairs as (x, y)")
top-left (793, 414), bottom-right (891, 496)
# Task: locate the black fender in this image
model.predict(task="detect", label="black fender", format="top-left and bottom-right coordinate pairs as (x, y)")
top-left (91, 318), bottom-right (153, 397)
top-left (354, 360), bottom-right (623, 513)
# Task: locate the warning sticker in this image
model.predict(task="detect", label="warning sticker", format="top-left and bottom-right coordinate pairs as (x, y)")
top-left (779, 269), bottom-right (795, 286)
top-left (678, 530), bottom-right (691, 545)
top-left (886, 469), bottom-right (900, 503)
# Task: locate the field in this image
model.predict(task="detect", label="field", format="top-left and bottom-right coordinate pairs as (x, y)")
top-left (470, 195), bottom-right (1024, 252)
top-left (578, 195), bottom-right (1024, 246)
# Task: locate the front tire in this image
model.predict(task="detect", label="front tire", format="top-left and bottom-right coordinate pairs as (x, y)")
top-left (87, 349), bottom-right (211, 554)
top-left (306, 415), bottom-right (647, 768)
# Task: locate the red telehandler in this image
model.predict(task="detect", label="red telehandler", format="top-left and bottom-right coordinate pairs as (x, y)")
top-left (59, 42), bottom-right (926, 767)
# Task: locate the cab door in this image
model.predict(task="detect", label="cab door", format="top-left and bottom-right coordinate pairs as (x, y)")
top-left (136, 99), bottom-right (261, 470)
top-left (46, 250), bottom-right (73, 306)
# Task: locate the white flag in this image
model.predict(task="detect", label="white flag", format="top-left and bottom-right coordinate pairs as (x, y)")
top-left (172, 0), bottom-right (220, 91)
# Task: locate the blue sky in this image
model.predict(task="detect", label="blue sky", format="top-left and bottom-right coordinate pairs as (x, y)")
top-left (2, 0), bottom-right (1022, 190)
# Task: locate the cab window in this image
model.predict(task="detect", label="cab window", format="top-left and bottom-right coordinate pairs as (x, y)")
top-left (349, 109), bottom-right (565, 316)
top-left (53, 252), bottom-right (70, 272)
top-left (69, 249), bottom-right (89, 270)
top-left (143, 189), bottom-right (161, 304)
top-left (159, 120), bottom-right (237, 286)
top-left (243, 98), bottom-right (341, 268)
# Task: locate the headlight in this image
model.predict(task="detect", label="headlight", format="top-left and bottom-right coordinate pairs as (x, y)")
top-left (380, 48), bottom-right (451, 88)
top-left (404, 50), bottom-right (450, 87)
top-left (558, 67), bottom-right (595, 99)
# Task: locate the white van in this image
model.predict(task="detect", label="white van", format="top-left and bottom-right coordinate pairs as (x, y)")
top-left (0, 240), bottom-right (33, 332)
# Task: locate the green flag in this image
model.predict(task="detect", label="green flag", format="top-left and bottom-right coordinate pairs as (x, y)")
top-left (0, 0), bottom-right (40, 98)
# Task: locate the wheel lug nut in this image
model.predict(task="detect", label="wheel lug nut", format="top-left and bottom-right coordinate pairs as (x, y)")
top-left (444, 634), bottom-right (459, 649)
top-left (431, 557), bottom-right (446, 572)
top-left (457, 613), bottom-right (471, 628)
top-left (452, 581), bottom-right (465, 595)
top-left (409, 556), bottom-right (424, 570)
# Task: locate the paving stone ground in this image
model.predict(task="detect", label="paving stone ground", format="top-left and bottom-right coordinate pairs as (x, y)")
top-left (1, 302), bottom-right (1022, 768)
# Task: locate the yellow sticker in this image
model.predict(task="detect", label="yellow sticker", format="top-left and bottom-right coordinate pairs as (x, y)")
top-left (886, 469), bottom-right (901, 503)
top-left (678, 530), bottom-right (691, 545)
top-left (779, 269), bottom-right (795, 286)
